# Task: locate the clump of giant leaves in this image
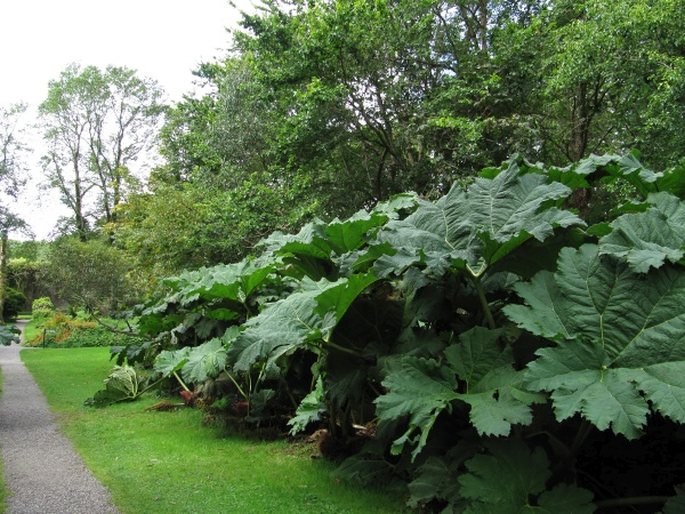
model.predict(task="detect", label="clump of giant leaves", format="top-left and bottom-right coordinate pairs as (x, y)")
top-left (0, 324), bottom-right (20, 346)
top-left (102, 153), bottom-right (685, 512)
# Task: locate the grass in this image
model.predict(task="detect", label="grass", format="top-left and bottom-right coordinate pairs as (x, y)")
top-left (21, 317), bottom-right (42, 345)
top-left (21, 348), bottom-right (409, 514)
top-left (0, 367), bottom-right (6, 514)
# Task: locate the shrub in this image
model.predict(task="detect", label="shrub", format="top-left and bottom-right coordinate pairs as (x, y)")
top-left (27, 311), bottom-right (145, 349)
top-left (2, 287), bottom-right (27, 320)
top-left (31, 297), bottom-right (55, 319)
top-left (42, 237), bottom-right (139, 313)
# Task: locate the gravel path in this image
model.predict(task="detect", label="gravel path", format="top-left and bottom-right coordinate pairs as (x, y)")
top-left (0, 321), bottom-right (119, 514)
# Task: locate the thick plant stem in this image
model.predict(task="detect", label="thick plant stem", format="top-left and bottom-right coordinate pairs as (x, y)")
top-left (327, 340), bottom-right (366, 359)
top-left (225, 371), bottom-right (248, 400)
top-left (595, 496), bottom-right (670, 509)
top-left (173, 371), bottom-right (191, 393)
top-left (570, 419), bottom-right (593, 455)
top-left (470, 273), bottom-right (496, 330)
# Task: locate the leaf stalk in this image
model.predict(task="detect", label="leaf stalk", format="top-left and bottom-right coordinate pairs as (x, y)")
top-left (595, 496), bottom-right (670, 509)
top-left (469, 272), bottom-right (496, 330)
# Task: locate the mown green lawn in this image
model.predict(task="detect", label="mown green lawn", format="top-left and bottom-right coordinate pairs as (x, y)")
top-left (20, 318), bottom-right (41, 345)
top-left (22, 348), bottom-right (408, 514)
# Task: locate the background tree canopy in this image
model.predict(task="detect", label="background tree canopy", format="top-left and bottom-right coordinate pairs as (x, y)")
top-left (119, 0), bottom-right (684, 284)
top-left (5, 0), bottom-right (685, 307)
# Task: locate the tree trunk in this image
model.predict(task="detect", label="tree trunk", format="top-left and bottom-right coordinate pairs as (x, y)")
top-left (569, 82), bottom-right (591, 162)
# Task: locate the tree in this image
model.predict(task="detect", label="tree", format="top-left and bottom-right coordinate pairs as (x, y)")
top-left (42, 236), bottom-right (137, 313)
top-left (114, 174), bottom-right (317, 282)
top-left (39, 64), bottom-right (164, 240)
top-left (492, 0), bottom-right (685, 168)
top-left (0, 103), bottom-right (30, 322)
top-left (162, 0), bottom-right (549, 214)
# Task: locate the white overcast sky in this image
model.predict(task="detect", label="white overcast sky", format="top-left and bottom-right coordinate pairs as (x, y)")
top-left (0, 0), bottom-right (254, 240)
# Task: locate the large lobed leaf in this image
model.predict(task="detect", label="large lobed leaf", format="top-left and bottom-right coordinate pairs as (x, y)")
top-left (232, 273), bottom-right (378, 372)
top-left (137, 257), bottom-right (277, 339)
top-left (287, 377), bottom-right (325, 435)
top-left (600, 192), bottom-right (685, 273)
top-left (505, 244), bottom-right (685, 438)
top-left (458, 440), bottom-right (594, 514)
top-left (181, 337), bottom-right (229, 384)
top-left (85, 365), bottom-right (146, 407)
top-left (259, 195), bottom-right (417, 278)
top-left (0, 324), bottom-right (20, 346)
top-left (375, 327), bottom-right (543, 460)
top-left (168, 257), bottom-right (276, 305)
top-left (154, 347), bottom-right (191, 377)
top-left (372, 161), bottom-right (583, 279)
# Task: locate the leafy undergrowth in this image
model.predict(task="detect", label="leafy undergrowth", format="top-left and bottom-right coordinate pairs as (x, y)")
top-left (97, 153), bottom-right (685, 512)
top-left (24, 313), bottom-right (143, 348)
top-left (21, 348), bottom-right (408, 514)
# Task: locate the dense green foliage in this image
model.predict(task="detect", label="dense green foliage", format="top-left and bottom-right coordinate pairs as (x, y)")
top-left (31, 297), bottom-right (55, 318)
top-left (101, 0), bottom-right (685, 282)
top-left (24, 310), bottom-right (144, 350)
top-left (41, 237), bottom-right (138, 313)
top-left (98, 154), bottom-right (685, 511)
top-left (1, 287), bottom-right (25, 319)
top-left (0, 324), bottom-right (19, 346)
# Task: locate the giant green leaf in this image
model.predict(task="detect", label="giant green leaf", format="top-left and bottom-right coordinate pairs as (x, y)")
top-left (408, 444), bottom-right (477, 512)
top-left (459, 440), bottom-right (594, 514)
top-left (176, 258), bottom-right (276, 304)
top-left (467, 165), bottom-right (582, 256)
top-left (0, 325), bottom-right (20, 346)
top-left (85, 365), bottom-right (146, 407)
top-left (600, 192), bottom-right (685, 272)
top-left (375, 356), bottom-right (458, 459)
top-left (504, 244), bottom-right (685, 438)
top-left (139, 258), bottom-right (278, 339)
top-left (232, 289), bottom-right (322, 372)
top-left (324, 210), bottom-right (391, 255)
top-left (376, 327), bottom-right (541, 459)
top-left (232, 274), bottom-right (377, 372)
top-left (447, 327), bottom-right (544, 437)
top-left (260, 197), bottom-right (408, 270)
top-left (260, 220), bottom-right (331, 261)
top-left (542, 153), bottom-right (660, 198)
top-left (181, 338), bottom-right (228, 384)
top-left (314, 272), bottom-right (378, 339)
top-left (287, 377), bottom-right (325, 435)
top-left (373, 162), bottom-right (583, 279)
top-left (154, 347), bottom-right (191, 377)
